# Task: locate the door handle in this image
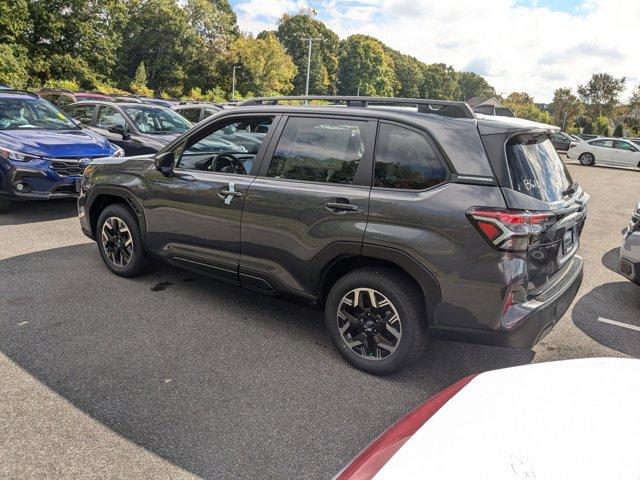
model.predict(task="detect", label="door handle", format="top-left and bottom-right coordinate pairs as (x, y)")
top-left (219, 182), bottom-right (243, 205)
top-left (219, 189), bottom-right (243, 198)
top-left (325, 201), bottom-right (358, 212)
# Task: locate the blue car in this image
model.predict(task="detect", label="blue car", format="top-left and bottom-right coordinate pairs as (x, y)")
top-left (0, 90), bottom-right (122, 213)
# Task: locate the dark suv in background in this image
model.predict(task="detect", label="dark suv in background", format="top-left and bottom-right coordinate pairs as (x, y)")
top-left (64, 101), bottom-right (192, 155)
top-left (77, 96), bottom-right (587, 374)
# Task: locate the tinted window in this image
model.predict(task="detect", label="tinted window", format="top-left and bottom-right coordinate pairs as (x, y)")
top-left (96, 106), bottom-right (126, 129)
top-left (123, 105), bottom-right (191, 134)
top-left (177, 108), bottom-right (201, 123)
top-left (267, 117), bottom-right (369, 185)
top-left (506, 138), bottom-right (573, 203)
top-left (203, 107), bottom-right (219, 118)
top-left (374, 124), bottom-right (446, 190)
top-left (591, 139), bottom-right (613, 148)
top-left (615, 140), bottom-right (637, 151)
top-left (67, 104), bottom-right (95, 124)
top-left (177, 116), bottom-right (273, 174)
top-left (0, 98), bottom-right (78, 130)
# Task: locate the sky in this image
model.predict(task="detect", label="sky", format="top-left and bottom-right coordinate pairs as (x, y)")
top-left (228, 0), bottom-right (639, 102)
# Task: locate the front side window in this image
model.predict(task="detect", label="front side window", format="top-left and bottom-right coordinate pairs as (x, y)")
top-left (0, 98), bottom-right (78, 130)
top-left (615, 140), bottom-right (637, 151)
top-left (267, 117), bottom-right (369, 185)
top-left (177, 116), bottom-right (274, 175)
top-left (123, 105), bottom-right (191, 134)
top-left (96, 106), bottom-right (126, 129)
top-left (374, 123), bottom-right (446, 190)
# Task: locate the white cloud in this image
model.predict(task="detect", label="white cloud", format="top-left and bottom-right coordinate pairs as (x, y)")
top-left (233, 0), bottom-right (640, 102)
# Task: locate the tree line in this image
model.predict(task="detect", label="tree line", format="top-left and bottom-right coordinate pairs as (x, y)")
top-left (0, 0), bottom-right (637, 135)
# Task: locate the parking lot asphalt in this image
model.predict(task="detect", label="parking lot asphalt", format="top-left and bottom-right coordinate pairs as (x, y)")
top-left (1, 160), bottom-right (639, 480)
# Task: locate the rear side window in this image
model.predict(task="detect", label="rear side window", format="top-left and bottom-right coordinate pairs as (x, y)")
top-left (590, 139), bottom-right (613, 148)
top-left (178, 108), bottom-right (201, 123)
top-left (374, 123), bottom-right (446, 190)
top-left (506, 138), bottom-right (573, 203)
top-left (267, 117), bottom-right (370, 185)
top-left (67, 104), bottom-right (95, 124)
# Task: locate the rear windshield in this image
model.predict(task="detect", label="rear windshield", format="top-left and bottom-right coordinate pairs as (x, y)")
top-left (506, 137), bottom-right (573, 203)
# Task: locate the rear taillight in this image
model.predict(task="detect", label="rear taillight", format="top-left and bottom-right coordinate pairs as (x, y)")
top-left (467, 207), bottom-right (554, 252)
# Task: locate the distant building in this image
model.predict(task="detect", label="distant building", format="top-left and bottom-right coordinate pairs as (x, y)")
top-left (466, 96), bottom-right (515, 117)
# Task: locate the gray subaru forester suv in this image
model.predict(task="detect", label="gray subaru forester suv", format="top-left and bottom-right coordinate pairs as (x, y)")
top-left (78, 96), bottom-right (587, 375)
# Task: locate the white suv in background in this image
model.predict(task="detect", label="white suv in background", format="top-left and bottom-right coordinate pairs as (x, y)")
top-left (568, 137), bottom-right (640, 168)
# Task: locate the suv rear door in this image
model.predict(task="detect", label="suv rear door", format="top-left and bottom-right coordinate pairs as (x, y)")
top-left (239, 114), bottom-right (376, 296)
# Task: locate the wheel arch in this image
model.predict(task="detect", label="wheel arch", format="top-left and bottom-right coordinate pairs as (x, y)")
top-left (315, 245), bottom-right (441, 326)
top-left (87, 187), bottom-right (146, 239)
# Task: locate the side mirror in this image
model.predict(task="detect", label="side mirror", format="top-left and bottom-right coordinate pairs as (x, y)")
top-left (72, 118), bottom-right (83, 126)
top-left (108, 124), bottom-right (132, 141)
top-left (155, 151), bottom-right (175, 176)
top-left (223, 125), bottom-right (236, 135)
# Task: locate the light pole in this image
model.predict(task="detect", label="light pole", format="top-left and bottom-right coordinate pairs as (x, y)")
top-left (232, 65), bottom-right (241, 101)
top-left (302, 36), bottom-right (323, 97)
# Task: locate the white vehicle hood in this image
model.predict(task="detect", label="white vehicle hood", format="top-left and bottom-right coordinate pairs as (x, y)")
top-left (375, 358), bottom-right (640, 480)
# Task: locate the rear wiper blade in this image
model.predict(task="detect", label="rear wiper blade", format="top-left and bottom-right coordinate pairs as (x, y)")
top-left (562, 181), bottom-right (578, 197)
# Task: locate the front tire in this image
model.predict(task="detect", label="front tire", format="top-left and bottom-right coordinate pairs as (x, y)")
top-left (325, 267), bottom-right (428, 375)
top-left (96, 204), bottom-right (147, 277)
top-left (579, 152), bottom-right (595, 166)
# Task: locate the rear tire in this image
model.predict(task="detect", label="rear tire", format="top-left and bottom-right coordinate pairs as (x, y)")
top-left (325, 267), bottom-right (428, 375)
top-left (579, 152), bottom-right (595, 166)
top-left (0, 198), bottom-right (10, 213)
top-left (96, 204), bottom-right (147, 277)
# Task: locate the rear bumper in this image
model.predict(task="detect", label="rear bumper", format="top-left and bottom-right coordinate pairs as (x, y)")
top-left (432, 255), bottom-right (583, 348)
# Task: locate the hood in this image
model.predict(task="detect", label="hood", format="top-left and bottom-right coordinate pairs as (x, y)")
top-left (0, 128), bottom-right (116, 158)
top-left (136, 132), bottom-right (182, 150)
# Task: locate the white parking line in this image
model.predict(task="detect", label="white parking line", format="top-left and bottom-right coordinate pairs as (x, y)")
top-left (597, 317), bottom-right (640, 332)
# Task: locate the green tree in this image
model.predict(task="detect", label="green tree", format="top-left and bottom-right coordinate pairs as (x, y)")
top-left (593, 115), bottom-right (610, 136)
top-left (0, 0), bottom-right (30, 45)
top-left (613, 124), bottom-right (624, 137)
top-left (0, 43), bottom-right (29, 88)
top-left (386, 49), bottom-right (423, 98)
top-left (276, 12), bottom-right (339, 95)
top-left (337, 35), bottom-right (397, 96)
top-left (550, 87), bottom-right (582, 130)
top-left (420, 63), bottom-right (460, 100)
top-left (458, 71), bottom-right (495, 101)
top-left (118, 0), bottom-right (198, 95)
top-left (577, 73), bottom-right (625, 117)
top-left (130, 61), bottom-right (153, 96)
top-left (230, 32), bottom-right (296, 97)
top-left (504, 92), bottom-right (553, 123)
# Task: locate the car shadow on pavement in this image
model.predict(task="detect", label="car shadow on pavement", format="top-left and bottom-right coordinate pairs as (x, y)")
top-left (572, 281), bottom-right (640, 358)
top-left (601, 247), bottom-right (621, 273)
top-left (0, 198), bottom-right (77, 226)
top-left (0, 244), bottom-right (534, 480)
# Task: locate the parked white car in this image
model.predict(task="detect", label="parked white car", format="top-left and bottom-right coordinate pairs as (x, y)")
top-left (567, 137), bottom-right (640, 168)
top-left (336, 358), bottom-right (640, 480)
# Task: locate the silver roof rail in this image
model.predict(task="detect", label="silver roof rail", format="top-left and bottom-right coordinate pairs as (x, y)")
top-left (236, 95), bottom-right (476, 119)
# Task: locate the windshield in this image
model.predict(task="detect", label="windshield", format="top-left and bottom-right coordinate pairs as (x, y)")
top-left (0, 98), bottom-right (79, 130)
top-left (123, 105), bottom-right (191, 134)
top-left (506, 137), bottom-right (573, 203)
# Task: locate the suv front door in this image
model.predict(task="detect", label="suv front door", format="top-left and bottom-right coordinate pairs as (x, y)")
top-left (240, 115), bottom-right (375, 296)
top-left (144, 115), bottom-right (278, 282)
